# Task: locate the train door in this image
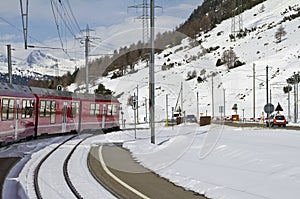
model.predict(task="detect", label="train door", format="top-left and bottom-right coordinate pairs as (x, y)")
top-left (62, 101), bottom-right (67, 132)
top-left (14, 99), bottom-right (19, 140)
top-left (102, 104), bottom-right (106, 128)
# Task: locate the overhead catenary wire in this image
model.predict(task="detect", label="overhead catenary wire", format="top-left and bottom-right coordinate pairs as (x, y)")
top-left (50, 0), bottom-right (76, 37)
top-left (0, 16), bottom-right (50, 48)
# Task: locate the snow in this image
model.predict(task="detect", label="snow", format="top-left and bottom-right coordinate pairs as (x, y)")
top-left (115, 124), bottom-right (300, 199)
top-left (3, 124), bottom-right (300, 199)
top-left (66, 0), bottom-right (300, 125)
top-left (2, 0), bottom-right (300, 198)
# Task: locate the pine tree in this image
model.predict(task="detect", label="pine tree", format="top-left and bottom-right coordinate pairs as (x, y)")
top-left (275, 25), bottom-right (287, 43)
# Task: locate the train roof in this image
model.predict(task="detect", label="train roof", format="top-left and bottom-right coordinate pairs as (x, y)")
top-left (0, 82), bottom-right (119, 102)
top-left (0, 82), bottom-right (34, 97)
top-left (30, 86), bottom-right (118, 102)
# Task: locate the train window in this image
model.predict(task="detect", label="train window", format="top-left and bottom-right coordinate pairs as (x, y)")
top-left (45, 101), bottom-right (51, 117)
top-left (107, 104), bottom-right (113, 116)
top-left (113, 105), bottom-right (118, 115)
top-left (50, 101), bottom-right (56, 124)
top-left (40, 100), bottom-right (55, 119)
top-left (22, 99), bottom-right (34, 119)
top-left (90, 103), bottom-right (100, 116)
top-left (103, 104), bottom-right (107, 115)
top-left (95, 104), bottom-right (100, 116)
top-left (40, 101), bottom-right (46, 117)
top-left (1, 98), bottom-right (14, 121)
top-left (71, 102), bottom-right (79, 117)
top-left (90, 103), bottom-right (96, 116)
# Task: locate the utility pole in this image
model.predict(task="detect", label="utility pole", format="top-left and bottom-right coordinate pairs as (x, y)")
top-left (294, 72), bottom-right (298, 123)
top-left (266, 65), bottom-right (269, 118)
top-left (7, 45), bottom-right (12, 84)
top-left (78, 25), bottom-right (99, 93)
top-left (181, 82), bottom-right (184, 122)
top-left (134, 92), bottom-right (137, 139)
top-left (149, 0), bottom-right (155, 144)
top-left (297, 72), bottom-right (299, 122)
top-left (270, 88), bottom-right (272, 104)
top-left (197, 92), bottom-right (199, 121)
top-left (128, 0), bottom-right (149, 43)
top-left (128, 0), bottom-right (162, 43)
top-left (144, 97), bottom-right (147, 123)
top-left (231, 0), bottom-right (243, 37)
top-left (166, 94), bottom-right (169, 126)
top-left (242, 109), bottom-right (245, 122)
top-left (84, 25), bottom-right (91, 93)
top-left (19, 0), bottom-right (29, 49)
top-left (136, 85), bottom-right (139, 123)
top-left (212, 75), bottom-right (214, 118)
top-left (253, 63), bottom-right (256, 120)
top-left (223, 88), bottom-right (226, 119)
top-left (288, 83), bottom-right (291, 121)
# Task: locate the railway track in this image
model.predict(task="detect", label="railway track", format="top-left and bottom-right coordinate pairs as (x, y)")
top-left (34, 134), bottom-right (92, 199)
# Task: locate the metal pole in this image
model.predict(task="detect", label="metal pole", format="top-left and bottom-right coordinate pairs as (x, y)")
top-left (242, 109), bottom-right (245, 122)
top-left (136, 85), bottom-right (139, 123)
top-left (212, 75), bottom-right (214, 118)
top-left (294, 72), bottom-right (297, 123)
top-left (7, 45), bottom-right (12, 84)
top-left (134, 92), bottom-right (137, 139)
top-left (197, 92), bottom-right (199, 121)
top-left (253, 63), bottom-right (255, 120)
top-left (297, 73), bottom-right (299, 121)
top-left (85, 26), bottom-right (89, 93)
top-left (144, 97), bottom-right (147, 123)
top-left (223, 88), bottom-right (226, 119)
top-left (266, 65), bottom-right (269, 118)
top-left (270, 88), bottom-right (272, 104)
top-left (166, 94), bottom-right (169, 126)
top-left (288, 83), bottom-right (291, 121)
top-left (172, 107), bottom-right (174, 130)
top-left (181, 82), bottom-right (184, 123)
top-left (149, 0), bottom-right (155, 144)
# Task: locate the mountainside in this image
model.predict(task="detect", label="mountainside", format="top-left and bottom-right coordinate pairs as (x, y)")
top-left (0, 50), bottom-right (78, 85)
top-left (177, 0), bottom-right (266, 38)
top-left (26, 50), bottom-right (58, 67)
top-left (69, 0), bottom-right (300, 124)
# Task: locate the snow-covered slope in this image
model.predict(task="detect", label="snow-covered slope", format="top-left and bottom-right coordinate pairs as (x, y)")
top-left (69, 0), bottom-right (300, 124)
top-left (0, 50), bottom-right (78, 78)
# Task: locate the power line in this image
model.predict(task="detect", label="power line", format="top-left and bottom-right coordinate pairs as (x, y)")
top-left (65, 0), bottom-right (82, 35)
top-left (50, 0), bottom-right (65, 51)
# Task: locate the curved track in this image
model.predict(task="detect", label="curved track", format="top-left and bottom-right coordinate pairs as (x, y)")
top-left (34, 134), bottom-right (91, 199)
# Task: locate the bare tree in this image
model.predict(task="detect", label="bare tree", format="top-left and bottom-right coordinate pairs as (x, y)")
top-left (222, 49), bottom-right (237, 69)
top-left (259, 4), bottom-right (265, 13)
top-left (275, 25), bottom-right (287, 43)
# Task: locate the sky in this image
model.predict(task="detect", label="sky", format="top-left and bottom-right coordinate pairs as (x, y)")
top-left (0, 0), bottom-right (203, 59)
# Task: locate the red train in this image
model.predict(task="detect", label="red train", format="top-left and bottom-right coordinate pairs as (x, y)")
top-left (0, 82), bottom-right (120, 145)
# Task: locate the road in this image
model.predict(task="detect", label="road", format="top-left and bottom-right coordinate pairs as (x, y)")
top-left (88, 144), bottom-right (207, 199)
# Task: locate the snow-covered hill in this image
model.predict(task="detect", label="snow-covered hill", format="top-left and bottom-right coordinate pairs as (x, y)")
top-left (69, 0), bottom-right (300, 124)
top-left (0, 50), bottom-right (78, 78)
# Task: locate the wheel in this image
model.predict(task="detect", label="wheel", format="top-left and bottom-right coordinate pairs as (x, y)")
top-left (271, 123), bottom-right (274, 127)
top-left (283, 124), bottom-right (286, 127)
top-left (266, 123), bottom-right (269, 127)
